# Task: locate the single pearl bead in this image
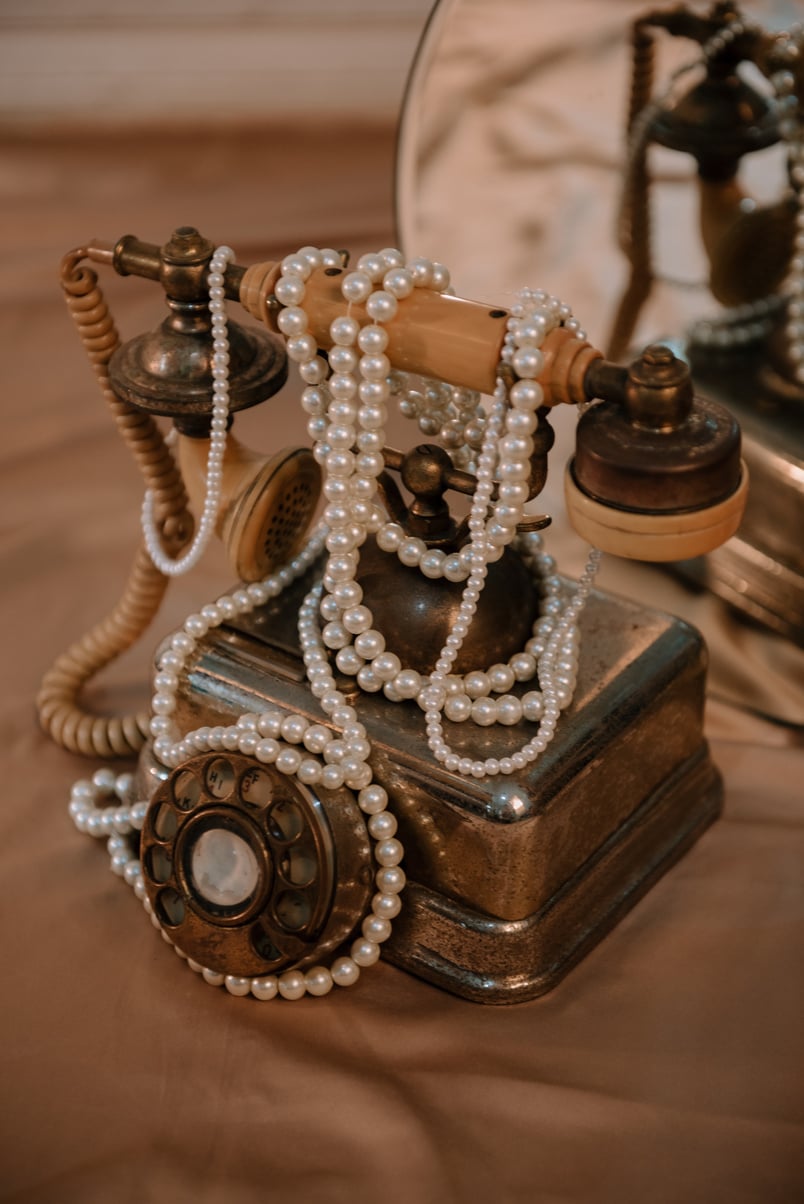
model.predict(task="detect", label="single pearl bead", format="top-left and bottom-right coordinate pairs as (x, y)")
top-left (471, 697), bottom-right (499, 726)
top-left (351, 937), bottom-right (381, 967)
top-left (376, 522), bottom-right (404, 552)
top-left (251, 976), bottom-right (278, 1001)
top-left (368, 810), bottom-right (397, 839)
top-left (383, 267), bottom-right (414, 298)
top-left (359, 783), bottom-right (389, 814)
top-left (464, 671), bottom-right (491, 699)
top-left (331, 957), bottom-right (360, 987)
top-left (444, 693), bottom-right (472, 722)
top-left (256, 738), bottom-right (279, 763)
top-left (362, 915), bottom-right (392, 943)
top-left (354, 628), bottom-right (385, 659)
top-left (297, 758), bottom-right (322, 785)
top-left (335, 646), bottom-right (364, 675)
top-left (321, 763), bottom-right (345, 790)
top-left (303, 724), bottom-right (332, 754)
top-left (274, 275), bottom-right (305, 306)
top-left (510, 652), bottom-right (538, 681)
top-left (341, 271), bottom-right (372, 303)
top-left (358, 324), bottom-right (389, 353)
top-left (375, 838), bottom-right (404, 867)
top-left (420, 549), bottom-right (446, 578)
top-left (372, 651), bottom-right (402, 681)
top-left (224, 975), bottom-right (252, 997)
top-left (277, 970), bottom-right (307, 1000)
top-left (372, 891), bottom-right (402, 920)
top-left (496, 695), bottom-right (523, 725)
top-left (522, 690), bottom-right (545, 721)
top-left (366, 290), bottom-right (398, 323)
top-left (376, 865), bottom-right (406, 893)
top-left (304, 966), bottom-right (334, 996)
top-left (343, 605), bottom-right (373, 634)
top-left (357, 665), bottom-right (383, 693)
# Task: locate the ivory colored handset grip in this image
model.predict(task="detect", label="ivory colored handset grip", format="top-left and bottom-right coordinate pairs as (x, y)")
top-left (564, 460), bottom-right (749, 561)
top-left (239, 262), bottom-right (601, 402)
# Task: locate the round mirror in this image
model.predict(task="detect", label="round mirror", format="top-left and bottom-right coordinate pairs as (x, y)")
top-left (397, 0), bottom-right (795, 345)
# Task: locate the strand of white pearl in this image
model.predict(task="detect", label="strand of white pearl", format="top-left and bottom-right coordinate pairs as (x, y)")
top-left (283, 252), bottom-right (600, 778)
top-left (368, 292), bottom-right (589, 734)
top-left (421, 293), bottom-right (599, 776)
top-left (140, 244), bottom-right (234, 576)
top-left (298, 260), bottom-right (550, 732)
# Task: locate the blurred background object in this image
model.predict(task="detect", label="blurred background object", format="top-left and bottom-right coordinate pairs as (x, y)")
top-left (397, 0), bottom-right (804, 731)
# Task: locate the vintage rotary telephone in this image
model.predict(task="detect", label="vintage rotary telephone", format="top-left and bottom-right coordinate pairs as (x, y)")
top-left (41, 226), bottom-right (747, 1003)
top-left (608, 0), bottom-right (804, 644)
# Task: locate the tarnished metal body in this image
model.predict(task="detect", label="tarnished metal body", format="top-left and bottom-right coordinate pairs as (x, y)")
top-left (135, 562), bottom-right (721, 1003)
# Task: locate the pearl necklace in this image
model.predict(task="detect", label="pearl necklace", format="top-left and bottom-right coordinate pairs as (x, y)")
top-left (275, 250), bottom-right (599, 773)
top-left (140, 245), bottom-right (235, 575)
top-left (69, 242), bottom-right (601, 1000)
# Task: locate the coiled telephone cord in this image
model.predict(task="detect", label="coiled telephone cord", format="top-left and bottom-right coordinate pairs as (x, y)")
top-left (36, 250), bottom-right (193, 758)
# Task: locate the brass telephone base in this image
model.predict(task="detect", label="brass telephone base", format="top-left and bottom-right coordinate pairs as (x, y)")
top-left (677, 343), bottom-right (804, 647)
top-left (142, 568), bottom-right (721, 1003)
top-left (386, 749), bottom-right (719, 1002)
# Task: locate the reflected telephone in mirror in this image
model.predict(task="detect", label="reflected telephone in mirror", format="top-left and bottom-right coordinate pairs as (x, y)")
top-left (609, 0), bottom-right (804, 644)
top-left (42, 226), bottom-right (746, 1003)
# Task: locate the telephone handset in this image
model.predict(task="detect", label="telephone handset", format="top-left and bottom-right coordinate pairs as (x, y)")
top-left (49, 228), bottom-right (746, 1002)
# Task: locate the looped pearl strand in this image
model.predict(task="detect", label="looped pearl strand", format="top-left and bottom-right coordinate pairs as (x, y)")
top-left (282, 252), bottom-right (601, 777)
top-left (421, 291), bottom-right (599, 776)
top-left (141, 244), bottom-right (235, 576)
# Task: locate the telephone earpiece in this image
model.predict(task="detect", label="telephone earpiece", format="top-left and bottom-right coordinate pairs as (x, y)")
top-left (178, 436), bottom-right (321, 581)
top-left (565, 345), bottom-right (747, 561)
top-left (108, 228), bottom-right (322, 580)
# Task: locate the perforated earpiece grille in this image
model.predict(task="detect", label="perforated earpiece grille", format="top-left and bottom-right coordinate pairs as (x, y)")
top-left (223, 447), bottom-right (321, 582)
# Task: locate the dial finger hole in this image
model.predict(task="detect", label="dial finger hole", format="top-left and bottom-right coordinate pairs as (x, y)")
top-left (152, 802), bottom-right (178, 841)
top-left (280, 842), bottom-right (318, 887)
top-left (156, 886), bottom-right (185, 927)
top-left (173, 769), bottom-right (201, 811)
top-left (274, 889), bottom-right (313, 932)
top-left (240, 767), bottom-right (273, 808)
top-left (266, 799), bottom-right (304, 842)
top-left (251, 924), bottom-right (284, 964)
top-left (146, 844), bottom-right (173, 885)
top-left (206, 757), bottom-right (235, 799)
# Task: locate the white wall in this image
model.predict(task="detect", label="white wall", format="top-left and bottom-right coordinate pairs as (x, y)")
top-left (0, 0), bottom-right (435, 127)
